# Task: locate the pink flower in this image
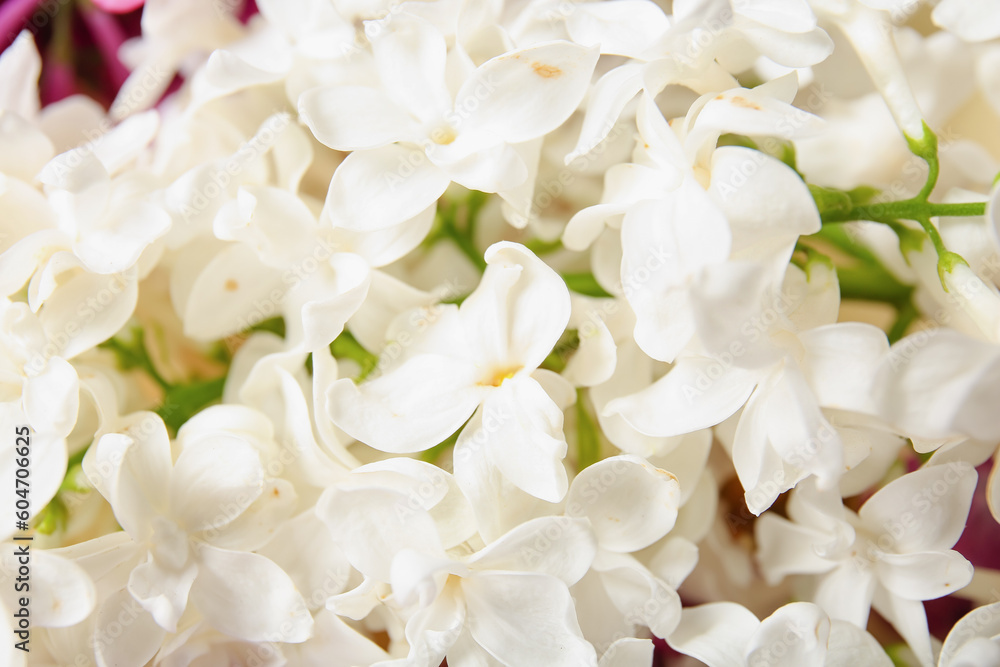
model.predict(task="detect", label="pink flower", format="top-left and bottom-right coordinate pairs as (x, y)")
top-left (90, 0), bottom-right (145, 13)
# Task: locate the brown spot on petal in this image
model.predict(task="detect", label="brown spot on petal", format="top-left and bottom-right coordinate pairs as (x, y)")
top-left (532, 62), bottom-right (562, 78)
top-left (730, 95), bottom-right (762, 110)
top-left (224, 279), bottom-right (239, 291)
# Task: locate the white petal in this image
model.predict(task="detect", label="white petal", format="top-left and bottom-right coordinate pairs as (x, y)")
top-left (686, 87), bottom-right (823, 156)
top-left (23, 356), bottom-right (78, 439)
top-left (326, 354), bottom-right (483, 453)
top-left (467, 377), bottom-right (569, 503)
top-left (826, 620), bottom-right (893, 667)
top-left (567, 1), bottom-right (670, 57)
top-left (92, 588), bottom-right (165, 667)
top-left (873, 329), bottom-right (1000, 442)
top-left (258, 512), bottom-right (352, 611)
top-left (858, 463), bottom-right (977, 553)
top-left (709, 147), bottom-right (820, 262)
top-left (213, 186), bottom-right (320, 268)
top-left (401, 583), bottom-right (466, 665)
top-left (799, 323), bottom-right (888, 413)
top-left (598, 638), bottom-right (655, 667)
top-left (370, 14), bottom-right (452, 124)
top-left (932, 0), bottom-right (1000, 42)
top-left (181, 242), bottom-right (286, 341)
top-left (464, 242), bottom-right (571, 371)
top-left (458, 41), bottom-right (600, 144)
top-left (604, 357), bottom-right (757, 437)
top-left (169, 435), bottom-right (265, 533)
top-left (316, 485), bottom-right (444, 582)
top-left (763, 365), bottom-right (843, 487)
top-left (621, 186), bottom-right (730, 363)
top-left (469, 516), bottom-right (596, 585)
top-left (876, 550), bottom-right (973, 601)
top-left (735, 0), bottom-right (817, 32)
top-left (390, 547), bottom-right (458, 609)
top-left (329, 204), bottom-right (436, 268)
top-left (813, 562), bottom-right (876, 627)
top-left (191, 544), bottom-right (313, 643)
top-left (328, 144), bottom-right (450, 232)
top-left (566, 455), bottom-right (681, 553)
top-left (355, 457), bottom-right (476, 548)
top-left (284, 252), bottom-right (371, 353)
top-left (463, 572), bottom-right (597, 667)
top-left (0, 31), bottom-right (40, 116)
top-left (594, 552), bottom-right (682, 638)
top-left (940, 601), bottom-right (1000, 667)
top-left (39, 269), bottom-right (138, 359)
top-left (564, 63), bottom-right (645, 163)
top-left (127, 555), bottom-right (198, 632)
top-left (29, 550), bottom-right (95, 627)
top-left (747, 602), bottom-right (829, 667)
top-left (754, 515), bottom-right (837, 585)
top-left (84, 416), bottom-right (171, 541)
top-left (0, 110), bottom-right (54, 181)
top-left (870, 586), bottom-right (933, 667)
top-left (294, 609), bottom-right (390, 666)
top-left (563, 301), bottom-right (617, 387)
top-left (298, 85), bottom-right (418, 151)
top-left (737, 24), bottom-right (834, 68)
top-left (429, 137), bottom-right (530, 193)
top-left (668, 602), bottom-right (759, 667)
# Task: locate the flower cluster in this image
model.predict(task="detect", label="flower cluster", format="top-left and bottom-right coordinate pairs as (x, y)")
top-left (2, 0), bottom-right (1000, 665)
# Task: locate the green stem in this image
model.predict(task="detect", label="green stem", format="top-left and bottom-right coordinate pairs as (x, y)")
top-left (820, 200), bottom-right (985, 225)
top-left (835, 265), bottom-right (913, 305)
top-left (887, 300), bottom-right (920, 344)
top-left (575, 389), bottom-right (600, 471)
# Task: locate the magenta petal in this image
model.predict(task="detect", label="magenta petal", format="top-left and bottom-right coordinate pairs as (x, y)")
top-left (0, 0), bottom-right (44, 51)
top-left (90, 0), bottom-right (145, 14)
top-left (79, 7), bottom-right (131, 89)
top-left (40, 58), bottom-right (76, 105)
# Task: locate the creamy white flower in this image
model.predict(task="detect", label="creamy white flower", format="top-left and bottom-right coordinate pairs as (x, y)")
top-left (932, 0), bottom-right (1000, 43)
top-left (0, 403), bottom-right (94, 667)
top-left (0, 300), bottom-right (79, 439)
top-left (327, 242), bottom-right (574, 502)
top-left (563, 0), bottom-right (832, 161)
top-left (567, 456), bottom-right (687, 648)
top-left (299, 17), bottom-right (599, 230)
top-left (669, 600), bottom-right (891, 666)
top-left (315, 457), bottom-right (595, 666)
top-left (609, 259), bottom-right (890, 513)
top-left (111, 0), bottom-right (245, 119)
top-left (81, 413), bottom-right (313, 645)
top-left (938, 600), bottom-right (1000, 667)
top-left (755, 465), bottom-right (978, 667)
top-left (872, 327), bottom-right (1000, 443)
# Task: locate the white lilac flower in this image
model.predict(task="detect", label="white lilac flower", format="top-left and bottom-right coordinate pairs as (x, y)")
top-left (319, 467), bottom-right (597, 667)
top-left (755, 465), bottom-right (978, 666)
top-left (0, 402), bottom-right (94, 667)
top-left (563, 0), bottom-right (832, 161)
top-left (326, 241), bottom-right (574, 503)
top-left (566, 455), bottom-right (688, 649)
top-left (5, 0), bottom-right (1000, 663)
top-left (79, 413), bottom-right (313, 662)
top-left (299, 16), bottom-right (599, 230)
top-left (668, 600), bottom-right (892, 666)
